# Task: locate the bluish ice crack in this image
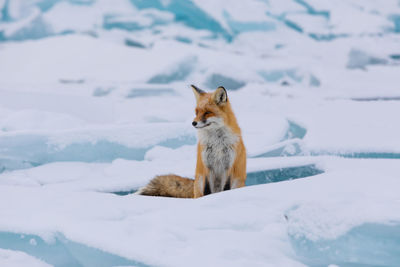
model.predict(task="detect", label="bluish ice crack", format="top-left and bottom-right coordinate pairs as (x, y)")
top-left (0, 0), bottom-right (12, 22)
top-left (124, 38), bottom-right (147, 48)
top-left (148, 57), bottom-right (197, 84)
top-left (311, 152), bottom-right (400, 159)
top-left (351, 96), bottom-right (400, 102)
top-left (308, 33), bottom-right (348, 41)
top-left (0, 231), bottom-right (149, 267)
top-left (284, 121), bottom-right (307, 140)
top-left (250, 120), bottom-right (306, 158)
top-left (265, 12), bottom-right (304, 34)
top-left (293, 0), bottom-right (330, 19)
top-left (347, 49), bottom-right (388, 70)
top-left (0, 135), bottom-right (196, 173)
top-left (389, 14), bottom-right (400, 33)
top-left (245, 164), bottom-right (323, 186)
top-left (204, 73), bottom-right (246, 90)
top-left (126, 88), bottom-right (176, 98)
top-left (130, 0), bottom-right (231, 41)
top-left (223, 10), bottom-right (276, 36)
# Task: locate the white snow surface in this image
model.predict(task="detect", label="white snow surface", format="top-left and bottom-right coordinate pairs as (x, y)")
top-left (0, 249), bottom-right (53, 267)
top-left (0, 0), bottom-right (400, 266)
top-left (0, 157), bottom-right (399, 267)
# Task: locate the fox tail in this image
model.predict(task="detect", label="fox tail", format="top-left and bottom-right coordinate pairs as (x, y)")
top-left (135, 174), bottom-right (194, 198)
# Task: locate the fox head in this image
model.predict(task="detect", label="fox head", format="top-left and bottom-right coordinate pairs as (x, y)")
top-left (191, 85), bottom-right (230, 130)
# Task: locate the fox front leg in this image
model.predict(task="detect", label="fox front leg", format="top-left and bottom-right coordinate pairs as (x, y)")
top-left (194, 174), bottom-right (212, 198)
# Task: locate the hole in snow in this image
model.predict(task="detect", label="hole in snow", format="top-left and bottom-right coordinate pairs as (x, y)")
top-left (112, 189), bottom-right (138, 196)
top-left (245, 164), bottom-right (323, 186)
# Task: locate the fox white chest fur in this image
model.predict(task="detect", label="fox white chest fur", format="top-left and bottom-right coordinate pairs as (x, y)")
top-left (198, 123), bottom-right (238, 192)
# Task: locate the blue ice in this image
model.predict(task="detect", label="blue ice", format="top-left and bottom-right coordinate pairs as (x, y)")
top-left (246, 164), bottom-right (323, 186)
top-left (204, 74), bottom-right (246, 90)
top-left (0, 134), bottom-right (196, 173)
top-left (290, 223), bottom-right (400, 267)
top-left (0, 231), bottom-right (147, 267)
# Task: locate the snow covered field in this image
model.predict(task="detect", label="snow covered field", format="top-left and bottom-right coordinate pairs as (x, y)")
top-left (0, 0), bottom-right (400, 266)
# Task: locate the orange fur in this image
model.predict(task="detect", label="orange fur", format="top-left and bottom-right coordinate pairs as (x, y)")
top-left (137, 86), bottom-right (246, 198)
top-left (192, 86), bottom-right (246, 197)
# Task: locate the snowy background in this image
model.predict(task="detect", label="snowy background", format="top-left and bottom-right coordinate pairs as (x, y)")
top-left (0, 0), bottom-right (400, 266)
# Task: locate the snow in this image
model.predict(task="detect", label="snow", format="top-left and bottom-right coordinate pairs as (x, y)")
top-left (0, 0), bottom-right (400, 266)
top-left (0, 157), bottom-right (399, 267)
top-left (0, 248), bottom-right (52, 267)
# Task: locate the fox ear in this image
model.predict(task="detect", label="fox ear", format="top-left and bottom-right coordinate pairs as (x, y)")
top-left (213, 86), bottom-right (227, 105)
top-left (191, 85), bottom-right (205, 102)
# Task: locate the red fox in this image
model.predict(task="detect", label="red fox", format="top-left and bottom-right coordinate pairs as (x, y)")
top-left (136, 85), bottom-right (246, 198)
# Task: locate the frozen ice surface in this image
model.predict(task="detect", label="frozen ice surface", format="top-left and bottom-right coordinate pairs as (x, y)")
top-left (290, 223), bottom-right (400, 267)
top-left (1, 0), bottom-right (400, 266)
top-left (0, 123), bottom-right (196, 172)
top-left (246, 164), bottom-right (323, 186)
top-left (0, 158), bottom-right (399, 267)
top-left (0, 232), bottom-right (143, 267)
top-left (126, 88), bottom-right (176, 98)
top-left (347, 48), bottom-right (389, 69)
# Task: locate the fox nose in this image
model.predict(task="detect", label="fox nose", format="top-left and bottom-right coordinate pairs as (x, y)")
top-left (192, 121), bottom-right (197, 127)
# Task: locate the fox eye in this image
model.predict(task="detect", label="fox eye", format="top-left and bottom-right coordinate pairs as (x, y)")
top-left (204, 111), bottom-right (211, 116)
